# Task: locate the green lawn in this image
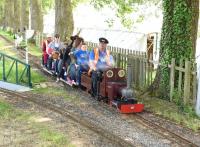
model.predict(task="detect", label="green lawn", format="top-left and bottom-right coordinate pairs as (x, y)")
top-left (0, 29), bottom-right (14, 42)
top-left (0, 100), bottom-right (72, 146)
top-left (28, 43), bottom-right (42, 57)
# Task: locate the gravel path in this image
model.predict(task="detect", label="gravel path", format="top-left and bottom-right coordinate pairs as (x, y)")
top-left (23, 86), bottom-right (184, 147)
top-left (0, 90), bottom-right (121, 147)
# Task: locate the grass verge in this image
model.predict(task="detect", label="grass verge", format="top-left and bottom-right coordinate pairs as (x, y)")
top-left (32, 87), bottom-right (80, 103)
top-left (0, 29), bottom-right (14, 42)
top-left (141, 96), bottom-right (200, 132)
top-left (0, 99), bottom-right (72, 146)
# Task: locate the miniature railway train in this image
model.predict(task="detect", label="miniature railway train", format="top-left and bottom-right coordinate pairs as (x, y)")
top-left (43, 66), bottom-right (144, 113)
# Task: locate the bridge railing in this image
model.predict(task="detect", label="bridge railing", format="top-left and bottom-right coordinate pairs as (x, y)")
top-left (0, 52), bottom-right (32, 87)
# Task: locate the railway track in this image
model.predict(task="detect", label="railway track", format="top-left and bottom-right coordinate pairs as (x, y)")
top-left (0, 88), bottom-right (134, 147)
top-left (134, 113), bottom-right (198, 147)
top-left (1, 35), bottom-right (199, 146)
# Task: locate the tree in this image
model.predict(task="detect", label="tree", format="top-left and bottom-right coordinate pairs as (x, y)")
top-left (13, 0), bottom-right (21, 33)
top-left (55, 0), bottom-right (74, 41)
top-left (148, 0), bottom-right (199, 99)
top-left (53, 0), bottom-right (154, 40)
top-left (30, 0), bottom-right (43, 32)
top-left (20, 0), bottom-right (29, 31)
top-left (4, 0), bottom-right (14, 29)
top-left (0, 0), bottom-right (5, 26)
top-left (42, 0), bottom-right (54, 14)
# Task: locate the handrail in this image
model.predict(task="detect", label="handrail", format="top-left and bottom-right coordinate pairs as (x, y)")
top-left (0, 52), bottom-right (32, 87)
top-left (0, 51), bottom-right (29, 66)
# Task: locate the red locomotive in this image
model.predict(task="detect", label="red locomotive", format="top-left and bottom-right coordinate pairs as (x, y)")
top-left (81, 67), bottom-right (144, 113)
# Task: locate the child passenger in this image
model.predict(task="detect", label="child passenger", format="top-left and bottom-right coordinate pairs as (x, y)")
top-left (74, 43), bottom-right (89, 86)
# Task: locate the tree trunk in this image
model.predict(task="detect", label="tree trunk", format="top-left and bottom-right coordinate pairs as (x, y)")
top-left (148, 0), bottom-right (175, 98)
top-left (190, 0), bottom-right (199, 58)
top-left (13, 0), bottom-right (21, 33)
top-left (20, 0), bottom-right (29, 31)
top-left (30, 0), bottom-right (43, 32)
top-left (0, 0), bottom-right (5, 26)
top-left (4, 0), bottom-right (14, 29)
top-left (148, 0), bottom-right (199, 99)
top-left (55, 0), bottom-right (74, 41)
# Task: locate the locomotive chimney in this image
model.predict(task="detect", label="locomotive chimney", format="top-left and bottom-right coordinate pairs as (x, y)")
top-left (121, 57), bottom-right (134, 99)
top-left (127, 62), bottom-right (132, 89)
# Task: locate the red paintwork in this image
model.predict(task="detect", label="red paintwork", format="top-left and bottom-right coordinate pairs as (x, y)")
top-left (119, 104), bottom-right (144, 113)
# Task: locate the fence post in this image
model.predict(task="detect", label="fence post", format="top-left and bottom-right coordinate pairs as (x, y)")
top-left (39, 33), bottom-right (44, 47)
top-left (169, 58), bottom-right (175, 102)
top-left (135, 53), bottom-right (140, 88)
top-left (38, 32), bottom-right (40, 47)
top-left (116, 53), bottom-right (120, 68)
top-left (2, 55), bottom-right (6, 81)
top-left (127, 55), bottom-right (133, 88)
top-left (178, 59), bottom-right (183, 94)
top-left (183, 60), bottom-right (191, 105)
top-left (28, 65), bottom-right (32, 87)
top-left (193, 64), bottom-right (197, 106)
top-left (16, 61), bottom-right (19, 84)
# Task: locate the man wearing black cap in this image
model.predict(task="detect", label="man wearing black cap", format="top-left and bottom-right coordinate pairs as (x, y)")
top-left (89, 37), bottom-right (114, 99)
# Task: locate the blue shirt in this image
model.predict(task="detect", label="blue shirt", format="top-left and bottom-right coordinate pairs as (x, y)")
top-left (89, 49), bottom-right (114, 70)
top-left (74, 50), bottom-right (89, 65)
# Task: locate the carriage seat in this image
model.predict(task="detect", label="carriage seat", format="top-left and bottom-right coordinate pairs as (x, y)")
top-left (81, 72), bottom-right (92, 91)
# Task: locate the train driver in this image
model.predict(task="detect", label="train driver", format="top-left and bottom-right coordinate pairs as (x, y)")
top-left (89, 37), bottom-right (114, 98)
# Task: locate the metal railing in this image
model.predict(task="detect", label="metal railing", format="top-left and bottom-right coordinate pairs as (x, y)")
top-left (0, 52), bottom-right (32, 87)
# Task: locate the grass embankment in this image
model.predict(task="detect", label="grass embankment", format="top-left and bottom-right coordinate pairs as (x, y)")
top-left (0, 100), bottom-right (72, 146)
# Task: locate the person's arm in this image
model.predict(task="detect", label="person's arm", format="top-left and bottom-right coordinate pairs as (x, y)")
top-left (46, 42), bottom-right (53, 55)
top-left (107, 55), bottom-right (114, 67)
top-left (105, 49), bottom-right (111, 65)
top-left (88, 50), bottom-right (95, 75)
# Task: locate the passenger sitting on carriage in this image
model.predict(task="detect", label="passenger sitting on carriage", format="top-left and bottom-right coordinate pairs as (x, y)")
top-left (89, 37), bottom-right (114, 97)
top-left (42, 34), bottom-right (52, 68)
top-left (73, 42), bottom-right (89, 86)
top-left (56, 44), bottom-right (67, 82)
top-left (66, 37), bottom-right (84, 85)
top-left (48, 34), bottom-right (62, 72)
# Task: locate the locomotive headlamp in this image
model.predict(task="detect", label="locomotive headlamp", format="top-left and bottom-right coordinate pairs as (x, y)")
top-left (118, 69), bottom-right (125, 78)
top-left (106, 70), bottom-right (113, 78)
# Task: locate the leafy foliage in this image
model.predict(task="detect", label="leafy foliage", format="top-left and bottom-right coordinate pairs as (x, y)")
top-left (90, 0), bottom-right (140, 28)
top-left (157, 0), bottom-right (194, 99)
top-left (42, 0), bottom-right (54, 13)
